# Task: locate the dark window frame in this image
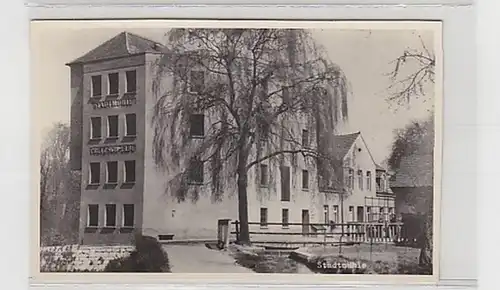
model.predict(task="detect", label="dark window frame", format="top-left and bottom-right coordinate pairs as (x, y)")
top-left (89, 162), bottom-right (100, 185)
top-left (123, 204), bottom-right (135, 228)
top-left (106, 161), bottom-right (118, 184)
top-left (105, 204), bottom-right (117, 228)
top-left (366, 171), bottom-right (372, 191)
top-left (188, 158), bottom-right (204, 184)
top-left (125, 113), bottom-right (137, 137)
top-left (259, 164), bottom-right (269, 186)
top-left (260, 208), bottom-right (268, 228)
top-left (90, 117), bottom-right (102, 140)
top-left (107, 115), bottom-right (119, 138)
top-left (189, 114), bottom-right (205, 137)
top-left (91, 75), bottom-right (102, 97)
top-left (125, 70), bottom-right (137, 93)
top-left (189, 70), bottom-right (205, 94)
top-left (302, 169), bottom-right (309, 189)
top-left (281, 208), bottom-right (289, 228)
top-left (280, 166), bottom-right (291, 201)
top-left (358, 170), bottom-right (363, 190)
top-left (302, 129), bottom-right (309, 147)
top-left (108, 72), bottom-right (119, 95)
top-left (87, 204), bottom-right (99, 227)
top-left (124, 160), bottom-right (136, 183)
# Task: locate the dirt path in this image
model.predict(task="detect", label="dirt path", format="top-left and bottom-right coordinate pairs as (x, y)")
top-left (162, 244), bottom-right (253, 273)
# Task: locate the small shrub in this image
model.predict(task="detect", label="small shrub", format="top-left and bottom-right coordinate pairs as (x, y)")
top-left (104, 235), bottom-right (171, 272)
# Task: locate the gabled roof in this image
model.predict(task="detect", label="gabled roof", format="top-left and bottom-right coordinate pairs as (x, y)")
top-left (67, 31), bottom-right (165, 65)
top-left (331, 132), bottom-right (360, 160)
top-left (390, 154), bottom-right (433, 188)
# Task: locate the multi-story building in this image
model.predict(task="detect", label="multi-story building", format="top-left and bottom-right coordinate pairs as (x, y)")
top-left (68, 31), bottom-right (395, 245)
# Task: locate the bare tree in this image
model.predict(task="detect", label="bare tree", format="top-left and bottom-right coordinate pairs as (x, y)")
top-left (40, 122), bottom-right (80, 245)
top-left (151, 29), bottom-right (349, 244)
top-left (386, 35), bottom-right (435, 107)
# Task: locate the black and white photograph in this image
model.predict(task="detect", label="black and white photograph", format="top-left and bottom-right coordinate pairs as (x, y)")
top-left (32, 20), bottom-right (442, 279)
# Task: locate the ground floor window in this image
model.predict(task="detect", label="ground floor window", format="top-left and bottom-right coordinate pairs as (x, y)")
top-left (105, 204), bottom-right (116, 227)
top-left (349, 206), bottom-right (354, 222)
top-left (123, 204), bottom-right (134, 227)
top-left (260, 208), bottom-right (268, 227)
top-left (281, 208), bottom-right (289, 228)
top-left (87, 204), bottom-right (99, 227)
top-left (332, 205), bottom-right (339, 222)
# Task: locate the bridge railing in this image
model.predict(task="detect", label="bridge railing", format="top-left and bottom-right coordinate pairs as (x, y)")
top-left (226, 220), bottom-right (403, 245)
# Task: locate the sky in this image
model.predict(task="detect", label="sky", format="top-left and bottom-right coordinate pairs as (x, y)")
top-left (31, 23), bottom-right (436, 166)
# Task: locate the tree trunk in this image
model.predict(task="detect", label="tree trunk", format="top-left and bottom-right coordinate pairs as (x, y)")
top-left (418, 197), bottom-right (433, 274)
top-left (236, 148), bottom-right (251, 245)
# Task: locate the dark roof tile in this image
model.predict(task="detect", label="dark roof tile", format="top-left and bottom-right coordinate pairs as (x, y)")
top-left (331, 132), bottom-right (360, 160)
top-left (67, 31), bottom-right (165, 65)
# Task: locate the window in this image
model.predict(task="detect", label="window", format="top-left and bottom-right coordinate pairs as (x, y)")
top-left (106, 161), bottom-right (118, 184)
top-left (366, 171), bottom-right (372, 190)
top-left (91, 75), bottom-right (102, 97)
top-left (302, 170), bottom-right (309, 189)
top-left (260, 208), bottom-right (268, 227)
top-left (123, 204), bottom-right (134, 227)
top-left (126, 70), bottom-right (137, 93)
top-left (124, 160), bottom-right (136, 183)
top-left (358, 170), bottom-right (363, 190)
top-left (108, 73), bottom-right (119, 95)
top-left (89, 162), bottom-right (100, 185)
top-left (189, 114), bottom-right (205, 137)
top-left (107, 115), bottom-right (119, 138)
top-left (348, 169), bottom-right (354, 189)
top-left (302, 129), bottom-right (309, 147)
top-left (349, 206), bottom-right (354, 222)
top-left (282, 208), bottom-right (289, 228)
top-left (90, 117), bottom-right (102, 139)
top-left (87, 204), bottom-right (99, 227)
top-left (323, 205), bottom-right (329, 223)
top-left (188, 158), bottom-right (204, 184)
top-left (282, 86), bottom-right (290, 104)
top-left (189, 70), bottom-right (205, 93)
top-left (257, 118), bottom-right (269, 140)
top-left (332, 205), bottom-right (339, 222)
top-left (367, 206), bottom-right (372, 221)
top-left (125, 113), bottom-right (137, 137)
top-left (105, 204), bottom-right (116, 227)
top-left (280, 166), bottom-right (291, 201)
top-left (259, 164), bottom-right (268, 186)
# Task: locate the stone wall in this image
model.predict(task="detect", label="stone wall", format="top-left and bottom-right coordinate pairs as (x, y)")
top-left (40, 245), bottom-right (134, 272)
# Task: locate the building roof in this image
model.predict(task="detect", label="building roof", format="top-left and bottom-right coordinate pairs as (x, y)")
top-left (331, 132), bottom-right (360, 160)
top-left (390, 154), bottom-right (433, 188)
top-left (375, 164), bottom-right (386, 171)
top-left (67, 31), bottom-right (165, 65)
